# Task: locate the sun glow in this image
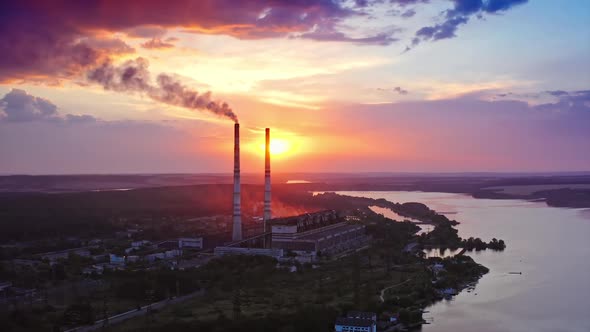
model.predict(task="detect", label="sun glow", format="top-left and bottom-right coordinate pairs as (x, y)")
top-left (266, 138), bottom-right (291, 156)
top-left (247, 136), bottom-right (297, 159)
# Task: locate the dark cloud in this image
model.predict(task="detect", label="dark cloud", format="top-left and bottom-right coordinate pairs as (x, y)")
top-left (0, 2), bottom-right (137, 82)
top-left (545, 90), bottom-right (569, 97)
top-left (354, 0), bottom-right (370, 7)
top-left (124, 25), bottom-right (169, 38)
top-left (377, 86), bottom-right (409, 95)
top-left (141, 38), bottom-right (176, 49)
top-left (401, 9), bottom-right (417, 17)
top-left (0, 0), bottom-right (530, 81)
top-left (413, 15), bottom-right (469, 43)
top-left (0, 89), bottom-right (97, 123)
top-left (299, 25), bottom-right (399, 45)
top-left (536, 90), bottom-right (590, 113)
top-left (410, 0), bottom-right (527, 48)
top-left (393, 86), bottom-right (409, 95)
top-left (0, 0), bottom-right (358, 81)
top-left (448, 0), bottom-right (528, 16)
top-left (389, 0), bottom-right (430, 6)
top-left (485, 0), bottom-right (528, 13)
top-left (84, 37), bottom-right (136, 55)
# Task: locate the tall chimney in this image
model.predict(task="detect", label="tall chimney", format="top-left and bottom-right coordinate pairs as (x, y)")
top-left (263, 128), bottom-right (271, 232)
top-left (232, 123), bottom-right (242, 241)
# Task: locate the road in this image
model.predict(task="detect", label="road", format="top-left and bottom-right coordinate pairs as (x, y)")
top-left (64, 290), bottom-right (203, 332)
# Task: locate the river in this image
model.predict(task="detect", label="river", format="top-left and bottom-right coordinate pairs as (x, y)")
top-left (338, 191), bottom-right (590, 332)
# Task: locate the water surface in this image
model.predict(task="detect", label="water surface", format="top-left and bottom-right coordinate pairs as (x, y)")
top-left (339, 191), bottom-right (590, 332)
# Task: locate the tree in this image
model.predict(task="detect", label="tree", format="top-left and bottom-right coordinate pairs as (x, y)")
top-left (352, 254), bottom-right (360, 305)
top-left (233, 288), bottom-right (241, 321)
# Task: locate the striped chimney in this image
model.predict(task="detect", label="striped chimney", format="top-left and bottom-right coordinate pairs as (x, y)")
top-left (263, 128), bottom-right (272, 232)
top-left (232, 123), bottom-right (242, 241)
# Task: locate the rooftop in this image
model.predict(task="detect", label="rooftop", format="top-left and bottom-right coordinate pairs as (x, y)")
top-left (335, 317), bottom-right (375, 327)
top-left (270, 210), bottom-right (340, 226)
top-left (298, 223), bottom-right (364, 241)
top-left (347, 311), bottom-right (377, 321)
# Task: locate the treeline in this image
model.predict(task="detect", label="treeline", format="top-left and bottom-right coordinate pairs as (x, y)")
top-left (419, 223), bottom-right (506, 251)
top-left (120, 306), bottom-right (340, 332)
top-left (431, 255), bottom-right (490, 289)
top-left (462, 237), bottom-right (505, 251)
top-left (0, 184), bottom-right (346, 242)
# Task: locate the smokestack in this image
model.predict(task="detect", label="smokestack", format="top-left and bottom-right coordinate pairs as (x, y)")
top-left (232, 123), bottom-right (242, 241)
top-left (263, 128), bottom-right (271, 232)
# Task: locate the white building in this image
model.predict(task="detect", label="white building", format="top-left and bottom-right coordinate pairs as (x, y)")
top-left (335, 311), bottom-right (377, 332)
top-left (131, 240), bottom-right (151, 248)
top-left (39, 247), bottom-right (90, 262)
top-left (214, 247), bottom-right (284, 259)
top-left (145, 249), bottom-right (181, 263)
top-left (335, 318), bottom-right (376, 332)
top-left (178, 237), bottom-right (203, 249)
top-left (109, 254), bottom-right (125, 266)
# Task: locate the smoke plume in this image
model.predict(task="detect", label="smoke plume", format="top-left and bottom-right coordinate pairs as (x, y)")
top-left (88, 57), bottom-right (237, 122)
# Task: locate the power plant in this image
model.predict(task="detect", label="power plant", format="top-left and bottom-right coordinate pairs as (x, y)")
top-left (217, 124), bottom-right (369, 262)
top-left (231, 124), bottom-right (272, 242)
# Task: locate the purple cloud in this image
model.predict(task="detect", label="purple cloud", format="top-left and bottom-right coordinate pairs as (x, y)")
top-left (410, 0), bottom-right (528, 47)
top-left (414, 15), bottom-right (469, 43)
top-left (0, 1), bottom-right (357, 82)
top-left (378, 86), bottom-right (409, 95)
top-left (0, 0), bottom-right (531, 81)
top-left (536, 90), bottom-right (590, 113)
top-left (299, 26), bottom-right (399, 46)
top-left (393, 86), bottom-right (409, 95)
top-left (141, 38), bottom-right (176, 49)
top-left (545, 90), bottom-right (569, 97)
top-left (0, 89), bottom-right (59, 122)
top-left (401, 9), bottom-right (417, 18)
top-left (0, 89), bottom-right (97, 123)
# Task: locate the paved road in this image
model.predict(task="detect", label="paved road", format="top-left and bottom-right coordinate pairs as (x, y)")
top-left (64, 290), bottom-right (203, 332)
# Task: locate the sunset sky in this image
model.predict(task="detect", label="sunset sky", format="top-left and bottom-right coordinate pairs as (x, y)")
top-left (1, 0), bottom-right (589, 174)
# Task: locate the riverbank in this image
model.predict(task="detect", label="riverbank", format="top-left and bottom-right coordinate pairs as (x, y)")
top-left (343, 190), bottom-right (590, 332)
top-left (93, 196), bottom-right (493, 332)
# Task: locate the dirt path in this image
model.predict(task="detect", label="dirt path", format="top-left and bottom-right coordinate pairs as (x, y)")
top-left (380, 278), bottom-right (412, 302)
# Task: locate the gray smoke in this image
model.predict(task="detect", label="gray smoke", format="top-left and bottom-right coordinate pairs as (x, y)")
top-left (88, 57), bottom-right (237, 122)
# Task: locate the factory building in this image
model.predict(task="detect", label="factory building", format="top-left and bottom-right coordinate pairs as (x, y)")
top-left (178, 237), bottom-right (203, 249)
top-left (270, 210), bottom-right (369, 260)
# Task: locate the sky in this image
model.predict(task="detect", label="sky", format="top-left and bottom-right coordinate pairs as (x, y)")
top-left (0, 0), bottom-right (589, 174)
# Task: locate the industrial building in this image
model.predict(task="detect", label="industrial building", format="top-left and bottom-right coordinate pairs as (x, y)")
top-left (178, 237), bottom-right (203, 249)
top-left (270, 210), bottom-right (369, 260)
top-left (215, 210), bottom-right (368, 262)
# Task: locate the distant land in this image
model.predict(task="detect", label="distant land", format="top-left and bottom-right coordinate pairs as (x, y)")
top-left (1, 173), bottom-right (590, 208)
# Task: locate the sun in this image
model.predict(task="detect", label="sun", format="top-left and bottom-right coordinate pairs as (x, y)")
top-left (269, 138), bottom-right (290, 155)
top-left (251, 135), bottom-right (299, 159)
